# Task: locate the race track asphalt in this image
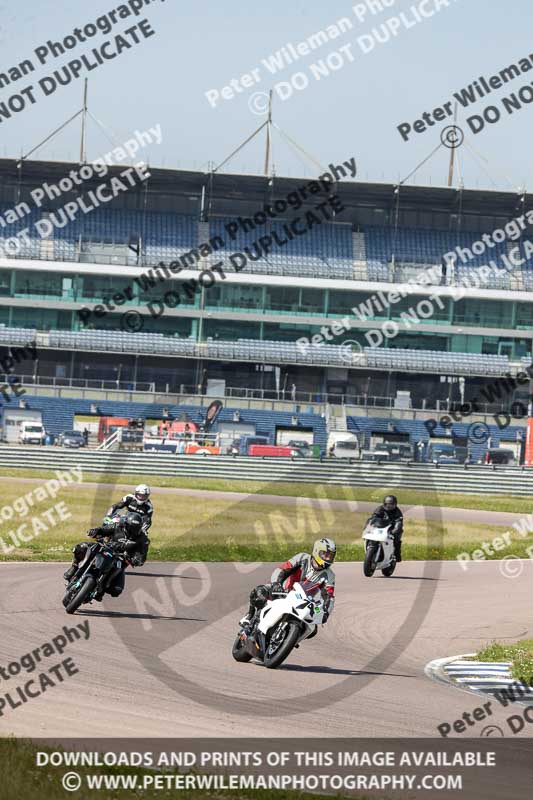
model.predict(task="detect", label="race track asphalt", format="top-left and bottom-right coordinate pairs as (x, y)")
top-left (1, 559), bottom-right (532, 739)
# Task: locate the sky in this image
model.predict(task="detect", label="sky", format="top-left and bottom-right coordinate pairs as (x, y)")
top-left (0, 0), bottom-right (531, 192)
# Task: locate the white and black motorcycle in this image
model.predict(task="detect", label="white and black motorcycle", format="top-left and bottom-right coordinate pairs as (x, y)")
top-left (232, 580), bottom-right (327, 669)
top-left (362, 523), bottom-right (396, 578)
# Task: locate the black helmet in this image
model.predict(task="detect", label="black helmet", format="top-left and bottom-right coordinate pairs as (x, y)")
top-left (123, 512), bottom-right (143, 537)
top-left (383, 495), bottom-right (397, 511)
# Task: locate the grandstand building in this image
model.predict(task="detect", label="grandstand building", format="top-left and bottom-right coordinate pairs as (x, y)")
top-left (0, 157), bottom-right (531, 457)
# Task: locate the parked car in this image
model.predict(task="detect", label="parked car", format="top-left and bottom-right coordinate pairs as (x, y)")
top-left (485, 448), bottom-right (515, 465)
top-left (287, 439), bottom-right (310, 449)
top-left (237, 435), bottom-right (269, 455)
top-left (249, 444), bottom-right (294, 458)
top-left (370, 442), bottom-right (414, 462)
top-left (19, 421), bottom-right (46, 445)
top-left (363, 447), bottom-right (392, 462)
top-left (427, 443), bottom-right (459, 464)
top-left (57, 430), bottom-right (86, 448)
top-left (287, 440), bottom-right (312, 457)
top-left (228, 438), bottom-right (241, 455)
top-left (330, 440), bottom-right (360, 460)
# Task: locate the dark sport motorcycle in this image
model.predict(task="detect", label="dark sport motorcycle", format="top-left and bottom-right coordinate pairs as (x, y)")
top-left (62, 539), bottom-right (129, 615)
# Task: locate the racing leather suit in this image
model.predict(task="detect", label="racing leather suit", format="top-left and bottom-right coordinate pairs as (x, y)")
top-left (66, 519), bottom-right (149, 597)
top-left (248, 553), bottom-right (336, 622)
top-left (107, 494), bottom-right (154, 534)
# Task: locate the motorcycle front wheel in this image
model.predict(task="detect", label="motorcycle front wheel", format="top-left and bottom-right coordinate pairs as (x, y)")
top-left (363, 542), bottom-right (379, 577)
top-left (382, 562), bottom-right (396, 577)
top-left (232, 632), bottom-right (253, 662)
top-left (263, 621), bottom-right (300, 669)
top-left (64, 576), bottom-right (96, 614)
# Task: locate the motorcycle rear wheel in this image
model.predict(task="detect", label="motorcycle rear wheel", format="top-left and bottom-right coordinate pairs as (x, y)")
top-left (232, 632), bottom-right (253, 662)
top-left (363, 543), bottom-right (379, 577)
top-left (263, 621), bottom-right (300, 669)
top-left (64, 576), bottom-right (96, 615)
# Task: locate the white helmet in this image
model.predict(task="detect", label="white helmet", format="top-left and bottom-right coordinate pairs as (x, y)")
top-left (134, 484), bottom-right (150, 502)
top-left (312, 537), bottom-right (336, 569)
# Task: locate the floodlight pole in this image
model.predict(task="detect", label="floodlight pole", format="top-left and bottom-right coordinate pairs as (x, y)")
top-left (264, 90), bottom-right (273, 176)
top-left (447, 103), bottom-right (458, 187)
top-left (80, 79), bottom-right (88, 164)
top-left (212, 88), bottom-right (325, 179)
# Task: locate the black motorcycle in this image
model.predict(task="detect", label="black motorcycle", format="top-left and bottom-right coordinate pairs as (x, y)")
top-left (62, 539), bottom-right (128, 614)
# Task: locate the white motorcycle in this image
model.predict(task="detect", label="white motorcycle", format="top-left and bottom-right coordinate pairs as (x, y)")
top-left (232, 580), bottom-right (327, 669)
top-left (362, 523), bottom-right (397, 578)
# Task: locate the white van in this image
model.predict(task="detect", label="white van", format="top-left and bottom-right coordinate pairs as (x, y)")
top-left (19, 421), bottom-right (45, 445)
top-left (330, 439), bottom-right (360, 459)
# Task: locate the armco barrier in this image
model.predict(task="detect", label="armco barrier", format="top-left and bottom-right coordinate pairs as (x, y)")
top-left (1, 446), bottom-right (532, 496)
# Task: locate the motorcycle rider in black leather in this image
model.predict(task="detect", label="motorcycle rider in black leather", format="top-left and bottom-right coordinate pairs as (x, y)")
top-left (107, 484), bottom-right (153, 534)
top-left (368, 495), bottom-right (404, 562)
top-left (63, 512), bottom-right (149, 598)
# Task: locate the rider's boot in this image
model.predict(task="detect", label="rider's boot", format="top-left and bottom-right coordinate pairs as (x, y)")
top-left (240, 615), bottom-right (256, 634)
top-left (63, 563), bottom-right (77, 581)
top-left (239, 605), bottom-right (257, 633)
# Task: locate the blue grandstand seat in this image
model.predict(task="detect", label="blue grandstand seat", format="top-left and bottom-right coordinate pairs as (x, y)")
top-left (365, 226), bottom-right (514, 274)
top-left (209, 217), bottom-right (354, 278)
top-left (4, 199), bottom-right (533, 292)
top-left (142, 213), bottom-right (198, 265)
top-left (0, 206), bottom-right (41, 260)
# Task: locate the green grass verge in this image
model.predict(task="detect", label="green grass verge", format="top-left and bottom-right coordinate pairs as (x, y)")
top-left (0, 466), bottom-right (528, 512)
top-left (0, 485), bottom-right (528, 563)
top-left (5, 541), bottom-right (531, 564)
top-left (1, 739), bottom-right (367, 800)
top-left (0, 462), bottom-right (533, 562)
top-left (126, 541), bottom-right (533, 563)
top-left (0, 467), bottom-right (530, 562)
top-left (470, 639), bottom-right (533, 685)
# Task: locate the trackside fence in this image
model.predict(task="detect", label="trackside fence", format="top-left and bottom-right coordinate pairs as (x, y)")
top-left (2, 447), bottom-right (533, 496)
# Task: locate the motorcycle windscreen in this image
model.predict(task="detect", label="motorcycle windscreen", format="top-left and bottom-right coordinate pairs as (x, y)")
top-left (363, 526), bottom-right (390, 541)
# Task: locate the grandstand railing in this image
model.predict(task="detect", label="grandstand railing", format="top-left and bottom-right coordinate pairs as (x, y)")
top-left (2, 247), bottom-right (532, 292)
top-left (10, 373), bottom-right (525, 417)
top-left (0, 326), bottom-right (524, 376)
top-left (97, 428), bottom-right (123, 451)
top-left (1, 374), bottom-right (156, 393)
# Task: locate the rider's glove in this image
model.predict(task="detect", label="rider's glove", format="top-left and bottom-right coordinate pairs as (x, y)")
top-left (87, 528), bottom-right (100, 538)
top-left (271, 582), bottom-right (285, 596)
